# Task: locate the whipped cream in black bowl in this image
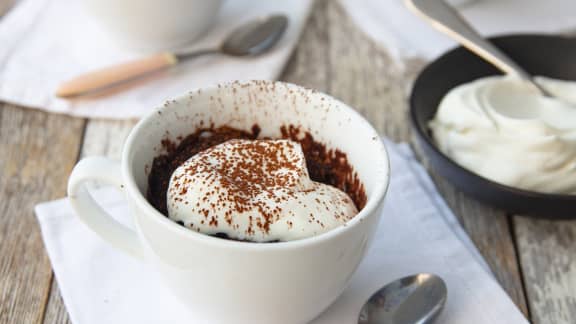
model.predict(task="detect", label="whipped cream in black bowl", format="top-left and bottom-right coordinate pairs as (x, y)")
top-left (409, 34), bottom-right (576, 218)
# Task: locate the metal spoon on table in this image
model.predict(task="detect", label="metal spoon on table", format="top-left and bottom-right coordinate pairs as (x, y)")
top-left (405, 0), bottom-right (553, 97)
top-left (358, 273), bottom-right (447, 324)
top-left (56, 15), bottom-right (288, 98)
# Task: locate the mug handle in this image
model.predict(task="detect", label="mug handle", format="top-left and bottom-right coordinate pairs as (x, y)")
top-left (67, 157), bottom-right (144, 259)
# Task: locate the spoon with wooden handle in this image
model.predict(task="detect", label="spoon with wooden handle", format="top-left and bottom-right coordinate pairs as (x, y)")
top-left (56, 15), bottom-right (288, 98)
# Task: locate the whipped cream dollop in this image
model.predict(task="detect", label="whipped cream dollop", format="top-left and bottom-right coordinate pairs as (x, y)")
top-left (167, 139), bottom-right (358, 242)
top-left (430, 75), bottom-right (576, 194)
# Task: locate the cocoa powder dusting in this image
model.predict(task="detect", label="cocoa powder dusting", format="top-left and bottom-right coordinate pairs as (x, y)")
top-left (168, 139), bottom-right (307, 235)
top-left (146, 125), bottom-right (367, 238)
top-left (147, 126), bottom-right (260, 216)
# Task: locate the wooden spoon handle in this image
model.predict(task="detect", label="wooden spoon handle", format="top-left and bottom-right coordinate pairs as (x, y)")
top-left (56, 53), bottom-right (178, 97)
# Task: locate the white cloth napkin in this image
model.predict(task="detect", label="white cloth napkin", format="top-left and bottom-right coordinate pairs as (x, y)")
top-left (0, 0), bottom-right (312, 119)
top-left (35, 140), bottom-right (528, 324)
top-left (339, 0), bottom-right (576, 61)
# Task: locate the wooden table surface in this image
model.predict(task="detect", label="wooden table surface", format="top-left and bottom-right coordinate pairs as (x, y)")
top-left (1, 1), bottom-right (575, 323)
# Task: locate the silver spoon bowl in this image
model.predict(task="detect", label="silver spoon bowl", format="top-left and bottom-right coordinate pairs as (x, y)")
top-left (359, 273), bottom-right (447, 324)
top-left (178, 15), bottom-right (288, 59)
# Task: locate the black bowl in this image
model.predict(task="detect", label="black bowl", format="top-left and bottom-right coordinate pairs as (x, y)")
top-left (409, 34), bottom-right (576, 218)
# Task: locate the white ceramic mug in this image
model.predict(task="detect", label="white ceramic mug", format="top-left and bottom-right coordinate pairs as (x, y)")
top-left (67, 81), bottom-right (390, 324)
top-left (83, 0), bottom-right (223, 50)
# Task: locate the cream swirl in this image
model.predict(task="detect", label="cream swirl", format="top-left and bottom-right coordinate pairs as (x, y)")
top-left (430, 76), bottom-right (576, 194)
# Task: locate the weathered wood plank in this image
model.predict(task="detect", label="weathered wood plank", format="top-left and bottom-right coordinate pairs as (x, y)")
top-left (510, 27), bottom-right (576, 324)
top-left (43, 279), bottom-right (72, 324)
top-left (281, 0), bottom-right (331, 93)
top-left (79, 119), bottom-right (137, 159)
top-left (0, 104), bottom-right (85, 324)
top-left (514, 217), bottom-right (576, 324)
top-left (324, 8), bottom-right (413, 140)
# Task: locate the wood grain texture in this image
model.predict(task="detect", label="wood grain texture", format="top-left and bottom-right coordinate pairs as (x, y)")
top-left (514, 216), bottom-right (576, 324)
top-left (43, 279), bottom-right (72, 324)
top-left (79, 119), bottom-right (136, 159)
top-left (0, 104), bottom-right (85, 324)
top-left (510, 28), bottom-right (576, 324)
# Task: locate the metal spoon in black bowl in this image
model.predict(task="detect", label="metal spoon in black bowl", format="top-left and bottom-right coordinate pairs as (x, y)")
top-left (405, 0), bottom-right (553, 97)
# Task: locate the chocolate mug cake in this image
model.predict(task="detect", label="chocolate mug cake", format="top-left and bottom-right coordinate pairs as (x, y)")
top-left (67, 80), bottom-right (389, 324)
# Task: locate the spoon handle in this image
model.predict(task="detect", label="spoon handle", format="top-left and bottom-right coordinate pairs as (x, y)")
top-left (405, 0), bottom-right (532, 80)
top-left (55, 53), bottom-right (179, 98)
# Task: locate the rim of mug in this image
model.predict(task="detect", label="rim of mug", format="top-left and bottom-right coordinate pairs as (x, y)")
top-left (121, 80), bottom-right (390, 250)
